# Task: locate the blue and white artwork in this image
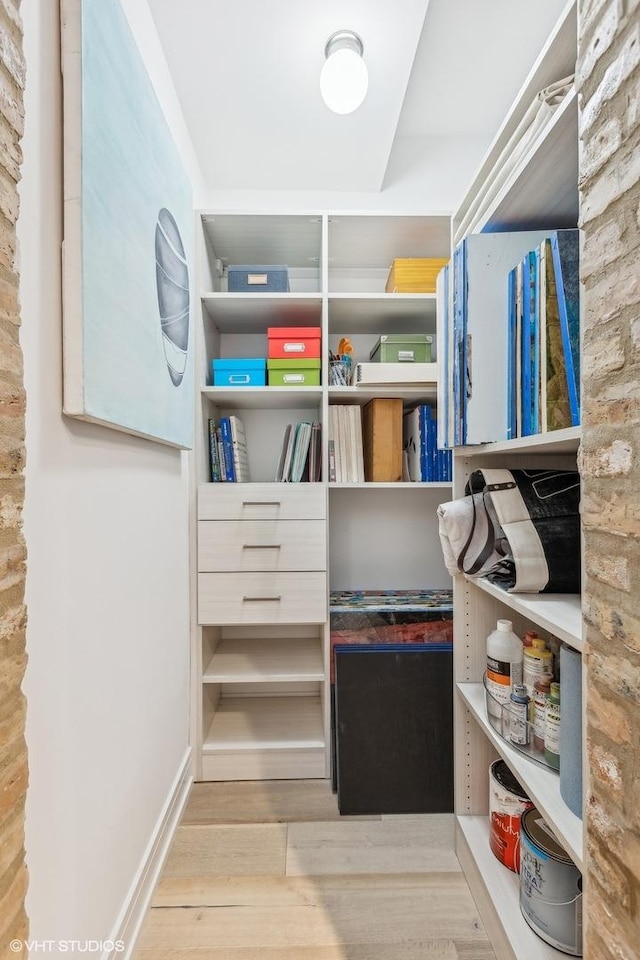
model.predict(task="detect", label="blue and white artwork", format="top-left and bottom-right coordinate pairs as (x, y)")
top-left (63, 0), bottom-right (193, 448)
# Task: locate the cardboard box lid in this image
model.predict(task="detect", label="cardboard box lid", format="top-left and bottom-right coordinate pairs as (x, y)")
top-left (212, 357), bottom-right (266, 370)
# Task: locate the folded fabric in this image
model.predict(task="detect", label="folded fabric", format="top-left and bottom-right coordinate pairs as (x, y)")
top-left (437, 491), bottom-right (511, 580)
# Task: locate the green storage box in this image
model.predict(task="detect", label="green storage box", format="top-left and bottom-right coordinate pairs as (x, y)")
top-left (370, 334), bottom-right (433, 363)
top-left (267, 358), bottom-right (321, 386)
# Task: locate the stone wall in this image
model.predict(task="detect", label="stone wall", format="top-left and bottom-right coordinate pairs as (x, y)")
top-left (0, 0), bottom-right (27, 957)
top-left (578, 0), bottom-right (640, 956)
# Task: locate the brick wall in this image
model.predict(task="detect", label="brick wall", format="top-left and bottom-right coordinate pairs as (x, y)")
top-left (0, 0), bottom-right (27, 957)
top-left (578, 0), bottom-right (640, 956)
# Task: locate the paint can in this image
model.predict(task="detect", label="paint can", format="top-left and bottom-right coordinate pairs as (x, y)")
top-left (520, 808), bottom-right (583, 956)
top-left (489, 759), bottom-right (533, 873)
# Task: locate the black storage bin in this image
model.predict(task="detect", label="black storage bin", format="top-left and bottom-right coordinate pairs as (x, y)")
top-left (334, 643), bottom-right (454, 815)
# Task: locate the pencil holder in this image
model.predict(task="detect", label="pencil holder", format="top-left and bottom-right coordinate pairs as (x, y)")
top-left (329, 358), bottom-right (352, 386)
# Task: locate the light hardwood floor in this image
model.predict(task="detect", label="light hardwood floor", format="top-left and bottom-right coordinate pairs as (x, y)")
top-left (134, 780), bottom-right (496, 960)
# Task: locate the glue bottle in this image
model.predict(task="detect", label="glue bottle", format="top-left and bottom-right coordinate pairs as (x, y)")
top-left (486, 620), bottom-right (523, 736)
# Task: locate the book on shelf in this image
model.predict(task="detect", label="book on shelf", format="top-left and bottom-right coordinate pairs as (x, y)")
top-left (506, 229), bottom-right (580, 439)
top-left (207, 418), bottom-right (221, 482)
top-left (541, 237), bottom-right (572, 432)
top-left (229, 414), bottom-right (250, 482)
top-left (218, 417), bottom-right (236, 482)
top-left (445, 230), bottom-right (572, 446)
top-left (551, 229), bottom-right (580, 426)
top-left (276, 421), bottom-right (321, 482)
top-left (328, 405), bottom-right (365, 483)
top-left (363, 398), bottom-right (403, 482)
top-left (403, 405), bottom-right (452, 482)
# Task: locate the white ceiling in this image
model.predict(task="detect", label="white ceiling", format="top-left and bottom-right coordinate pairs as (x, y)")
top-left (146, 0), bottom-right (569, 195)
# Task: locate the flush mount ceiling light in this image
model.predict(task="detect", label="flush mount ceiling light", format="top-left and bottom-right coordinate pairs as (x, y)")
top-left (320, 30), bottom-right (368, 115)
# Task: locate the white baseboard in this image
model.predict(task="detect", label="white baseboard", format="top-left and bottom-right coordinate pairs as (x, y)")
top-left (103, 748), bottom-right (193, 960)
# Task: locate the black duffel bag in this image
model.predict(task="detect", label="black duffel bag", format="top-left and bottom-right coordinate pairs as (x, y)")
top-left (463, 467), bottom-right (581, 594)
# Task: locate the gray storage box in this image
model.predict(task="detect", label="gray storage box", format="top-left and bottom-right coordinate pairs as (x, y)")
top-left (227, 265), bottom-right (290, 293)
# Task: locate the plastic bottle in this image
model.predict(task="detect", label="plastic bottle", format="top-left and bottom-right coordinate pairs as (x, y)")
top-left (523, 629), bottom-right (539, 648)
top-left (544, 681), bottom-right (561, 769)
top-left (509, 684), bottom-right (530, 746)
top-left (533, 674), bottom-right (553, 752)
top-left (523, 638), bottom-right (554, 703)
top-left (486, 619), bottom-right (523, 736)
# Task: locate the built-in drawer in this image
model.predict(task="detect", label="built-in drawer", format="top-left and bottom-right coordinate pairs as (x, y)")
top-left (198, 483), bottom-right (326, 522)
top-left (198, 571), bottom-right (327, 625)
top-left (198, 520), bottom-right (326, 572)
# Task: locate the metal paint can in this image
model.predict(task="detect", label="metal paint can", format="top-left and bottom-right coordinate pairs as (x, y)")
top-left (489, 760), bottom-right (533, 873)
top-left (520, 808), bottom-right (583, 956)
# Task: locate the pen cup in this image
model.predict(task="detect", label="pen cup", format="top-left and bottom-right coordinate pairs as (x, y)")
top-left (329, 358), bottom-right (352, 386)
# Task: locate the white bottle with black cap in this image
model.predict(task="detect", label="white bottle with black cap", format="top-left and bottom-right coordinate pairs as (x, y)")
top-left (486, 619), bottom-right (523, 735)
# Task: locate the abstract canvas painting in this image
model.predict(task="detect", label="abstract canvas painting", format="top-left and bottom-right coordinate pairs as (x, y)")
top-left (61, 0), bottom-right (194, 448)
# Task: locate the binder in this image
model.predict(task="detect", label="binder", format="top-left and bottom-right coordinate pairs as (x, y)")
top-left (229, 415), bottom-right (250, 482)
top-left (218, 417), bottom-right (235, 482)
top-left (363, 399), bottom-right (403, 482)
top-left (208, 418), bottom-right (221, 482)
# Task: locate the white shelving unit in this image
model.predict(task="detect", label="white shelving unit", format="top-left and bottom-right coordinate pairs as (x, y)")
top-left (192, 210), bottom-right (453, 781)
top-left (447, 3), bottom-right (583, 958)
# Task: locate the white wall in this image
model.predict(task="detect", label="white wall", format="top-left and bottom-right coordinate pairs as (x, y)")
top-left (19, 0), bottom-right (205, 947)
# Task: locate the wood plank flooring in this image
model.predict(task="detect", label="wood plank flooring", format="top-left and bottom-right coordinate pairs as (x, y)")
top-left (134, 780), bottom-right (496, 960)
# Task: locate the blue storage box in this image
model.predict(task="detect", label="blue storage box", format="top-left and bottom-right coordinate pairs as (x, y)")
top-left (212, 358), bottom-right (266, 387)
top-left (227, 265), bottom-right (290, 293)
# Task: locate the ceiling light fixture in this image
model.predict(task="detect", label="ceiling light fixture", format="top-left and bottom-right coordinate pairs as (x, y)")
top-left (320, 30), bottom-right (368, 115)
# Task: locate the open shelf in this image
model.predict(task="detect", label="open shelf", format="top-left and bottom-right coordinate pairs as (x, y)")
top-left (329, 385), bottom-right (437, 405)
top-left (328, 293), bottom-right (437, 334)
top-left (458, 682), bottom-right (583, 868)
top-left (456, 816), bottom-right (567, 960)
top-left (202, 386), bottom-right (322, 410)
top-left (201, 293), bottom-right (323, 333)
top-left (470, 89), bottom-right (578, 236)
top-left (468, 578), bottom-right (582, 651)
top-left (201, 213), bottom-right (323, 268)
top-left (203, 638), bottom-right (324, 683)
top-left (203, 695), bottom-right (324, 752)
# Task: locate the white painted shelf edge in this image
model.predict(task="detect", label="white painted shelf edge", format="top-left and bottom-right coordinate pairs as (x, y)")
top-left (203, 696), bottom-right (325, 752)
top-left (466, 578), bottom-right (583, 651)
top-left (455, 425), bottom-right (580, 456)
top-left (458, 682), bottom-right (583, 868)
top-left (329, 481), bottom-right (452, 490)
top-left (456, 816), bottom-right (568, 960)
top-left (202, 386), bottom-right (322, 409)
top-left (203, 638), bottom-right (324, 683)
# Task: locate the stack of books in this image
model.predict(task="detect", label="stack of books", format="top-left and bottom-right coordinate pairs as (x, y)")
top-left (328, 405), bottom-right (365, 483)
top-left (507, 229), bottom-right (580, 438)
top-left (403, 405), bottom-right (452, 482)
top-left (276, 421), bottom-right (321, 482)
top-left (208, 415), bottom-right (250, 482)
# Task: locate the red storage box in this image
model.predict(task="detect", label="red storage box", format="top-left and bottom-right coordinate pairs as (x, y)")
top-left (267, 326), bottom-right (321, 360)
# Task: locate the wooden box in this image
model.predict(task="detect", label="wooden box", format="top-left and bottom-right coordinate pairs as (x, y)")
top-left (385, 258), bottom-right (449, 293)
top-left (362, 398), bottom-right (403, 482)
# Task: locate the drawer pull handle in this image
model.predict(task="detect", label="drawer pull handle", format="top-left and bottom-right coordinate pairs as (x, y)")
top-left (242, 500), bottom-right (282, 507)
top-left (242, 543), bottom-right (282, 550)
top-left (242, 595), bottom-right (282, 602)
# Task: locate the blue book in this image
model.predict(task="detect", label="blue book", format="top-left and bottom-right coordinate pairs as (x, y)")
top-left (208, 418), bottom-right (221, 482)
top-left (418, 404), bottom-right (429, 481)
top-left (551, 229), bottom-right (580, 426)
top-left (531, 247), bottom-right (540, 435)
top-left (425, 407), bottom-right (437, 482)
top-left (520, 252), bottom-right (539, 437)
top-left (218, 417), bottom-right (236, 482)
top-left (452, 241), bottom-right (467, 446)
top-left (507, 267), bottom-right (517, 440)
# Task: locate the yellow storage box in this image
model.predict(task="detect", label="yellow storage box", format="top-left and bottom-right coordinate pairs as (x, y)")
top-left (385, 257), bottom-right (449, 293)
